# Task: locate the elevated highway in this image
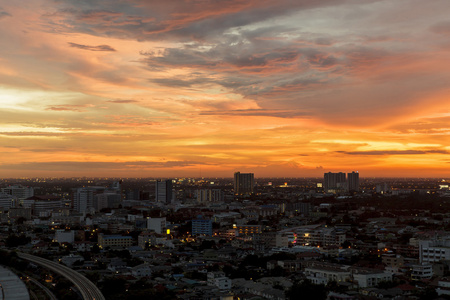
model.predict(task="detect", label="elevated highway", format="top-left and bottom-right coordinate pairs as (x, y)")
top-left (18, 253), bottom-right (104, 300)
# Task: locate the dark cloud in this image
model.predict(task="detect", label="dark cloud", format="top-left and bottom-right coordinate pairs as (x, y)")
top-left (68, 42), bottom-right (116, 51)
top-left (52, 0), bottom-right (379, 41)
top-left (0, 11), bottom-right (11, 19)
top-left (107, 99), bottom-right (139, 103)
top-left (200, 109), bottom-right (310, 118)
top-left (430, 21), bottom-right (450, 36)
top-left (0, 132), bottom-right (65, 137)
top-left (337, 150), bottom-right (449, 156)
top-left (46, 104), bottom-right (93, 112)
top-left (151, 77), bottom-right (212, 88)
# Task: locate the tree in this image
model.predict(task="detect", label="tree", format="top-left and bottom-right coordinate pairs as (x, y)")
top-left (91, 244), bottom-right (100, 253)
top-left (286, 280), bottom-right (326, 300)
top-left (5, 234), bottom-right (30, 248)
top-left (100, 277), bottom-right (127, 297)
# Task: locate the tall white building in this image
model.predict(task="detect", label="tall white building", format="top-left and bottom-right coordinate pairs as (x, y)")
top-left (73, 186), bottom-right (105, 213)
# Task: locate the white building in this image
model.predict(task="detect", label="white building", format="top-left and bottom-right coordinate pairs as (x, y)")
top-left (304, 263), bottom-right (351, 285)
top-left (207, 272), bottom-right (231, 290)
top-left (73, 186), bottom-right (105, 212)
top-left (419, 238), bottom-right (450, 263)
top-left (411, 263), bottom-right (433, 280)
top-left (1, 185), bottom-right (34, 201)
top-left (351, 268), bottom-right (393, 288)
top-left (55, 230), bottom-right (75, 244)
top-left (436, 278), bottom-right (450, 296)
top-left (147, 217), bottom-right (166, 234)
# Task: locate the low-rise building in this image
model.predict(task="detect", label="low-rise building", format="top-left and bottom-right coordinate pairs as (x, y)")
top-left (351, 268), bottom-right (393, 288)
top-left (98, 234), bottom-right (133, 249)
top-left (304, 262), bottom-right (351, 285)
top-left (411, 263), bottom-right (433, 280)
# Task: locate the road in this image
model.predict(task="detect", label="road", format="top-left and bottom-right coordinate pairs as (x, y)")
top-left (18, 253), bottom-right (104, 300)
top-left (27, 276), bottom-right (58, 300)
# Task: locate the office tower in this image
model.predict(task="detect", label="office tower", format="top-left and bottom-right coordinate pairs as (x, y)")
top-left (155, 179), bottom-right (173, 204)
top-left (323, 172), bottom-right (346, 193)
top-left (234, 172), bottom-right (254, 195)
top-left (347, 171), bottom-right (360, 192)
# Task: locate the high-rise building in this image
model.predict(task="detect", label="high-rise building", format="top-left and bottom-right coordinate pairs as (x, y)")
top-left (323, 172), bottom-right (346, 193)
top-left (95, 193), bottom-right (122, 211)
top-left (73, 186), bottom-right (105, 213)
top-left (155, 180), bottom-right (173, 204)
top-left (197, 189), bottom-right (224, 203)
top-left (347, 171), bottom-right (360, 192)
top-left (234, 172), bottom-right (254, 195)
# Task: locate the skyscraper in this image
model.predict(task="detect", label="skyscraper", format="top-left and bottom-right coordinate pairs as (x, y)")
top-left (234, 172), bottom-right (254, 195)
top-left (155, 179), bottom-right (173, 204)
top-left (347, 171), bottom-right (360, 192)
top-left (323, 172), bottom-right (346, 193)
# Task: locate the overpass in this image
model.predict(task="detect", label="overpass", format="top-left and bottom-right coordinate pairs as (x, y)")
top-left (18, 253), bottom-right (104, 300)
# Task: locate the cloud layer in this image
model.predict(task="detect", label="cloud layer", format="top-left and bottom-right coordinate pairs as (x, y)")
top-left (0, 0), bottom-right (449, 177)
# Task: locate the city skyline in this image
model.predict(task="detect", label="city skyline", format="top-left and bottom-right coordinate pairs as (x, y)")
top-left (1, 1), bottom-right (450, 178)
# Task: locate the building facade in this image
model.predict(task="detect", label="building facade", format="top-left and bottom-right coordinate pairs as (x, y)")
top-left (234, 172), bottom-right (254, 195)
top-left (155, 180), bottom-right (173, 204)
top-left (323, 172), bottom-right (347, 193)
top-left (192, 218), bottom-right (213, 236)
top-left (347, 171), bottom-right (360, 192)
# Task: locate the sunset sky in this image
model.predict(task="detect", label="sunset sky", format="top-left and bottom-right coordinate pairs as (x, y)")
top-left (1, 0), bottom-right (450, 178)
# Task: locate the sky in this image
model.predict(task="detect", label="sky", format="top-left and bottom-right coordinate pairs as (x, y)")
top-left (0, 0), bottom-right (450, 178)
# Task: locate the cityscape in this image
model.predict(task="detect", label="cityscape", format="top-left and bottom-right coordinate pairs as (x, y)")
top-left (2, 0), bottom-right (450, 299)
top-left (0, 174), bottom-right (450, 299)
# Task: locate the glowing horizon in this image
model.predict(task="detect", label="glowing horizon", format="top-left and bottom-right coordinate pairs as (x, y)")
top-left (1, 1), bottom-right (450, 178)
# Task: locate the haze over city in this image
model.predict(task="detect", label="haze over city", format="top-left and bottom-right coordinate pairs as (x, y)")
top-left (1, 0), bottom-right (450, 178)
